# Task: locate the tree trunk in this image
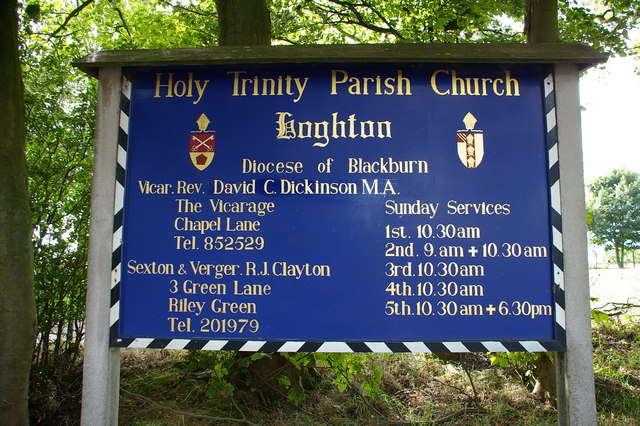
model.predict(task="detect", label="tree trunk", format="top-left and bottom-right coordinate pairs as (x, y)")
top-left (526, 0), bottom-right (559, 43)
top-left (0, 1), bottom-right (37, 424)
top-left (532, 354), bottom-right (557, 403)
top-left (216, 0), bottom-right (271, 46)
top-left (616, 246), bottom-right (625, 268)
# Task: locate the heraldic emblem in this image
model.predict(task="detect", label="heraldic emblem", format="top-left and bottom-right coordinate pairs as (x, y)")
top-left (190, 113), bottom-right (216, 171)
top-left (456, 112), bottom-right (484, 169)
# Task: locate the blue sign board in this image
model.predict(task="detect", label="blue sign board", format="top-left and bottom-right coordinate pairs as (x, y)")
top-left (113, 62), bottom-right (564, 351)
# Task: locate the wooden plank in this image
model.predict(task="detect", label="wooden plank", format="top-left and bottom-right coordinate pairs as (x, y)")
top-left (74, 43), bottom-right (606, 77)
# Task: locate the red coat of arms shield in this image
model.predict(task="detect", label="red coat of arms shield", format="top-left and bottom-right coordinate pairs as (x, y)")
top-left (190, 133), bottom-right (215, 170)
top-left (190, 113), bottom-right (216, 171)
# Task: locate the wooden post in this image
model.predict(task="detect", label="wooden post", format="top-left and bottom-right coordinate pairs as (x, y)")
top-left (526, 4), bottom-right (596, 423)
top-left (554, 63), bottom-right (597, 426)
top-left (81, 66), bottom-right (122, 426)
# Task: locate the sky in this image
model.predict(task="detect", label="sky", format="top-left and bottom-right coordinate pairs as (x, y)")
top-left (580, 55), bottom-right (640, 184)
top-left (579, 55), bottom-right (640, 264)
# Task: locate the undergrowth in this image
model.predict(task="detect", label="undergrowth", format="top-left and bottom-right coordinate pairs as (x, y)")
top-left (29, 316), bottom-right (640, 425)
top-left (116, 350), bottom-right (557, 425)
top-left (592, 316), bottom-right (640, 424)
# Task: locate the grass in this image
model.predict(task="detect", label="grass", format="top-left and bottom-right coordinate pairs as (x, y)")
top-left (592, 318), bottom-right (640, 424)
top-left (29, 315), bottom-right (640, 425)
top-left (112, 314), bottom-right (639, 425)
top-left (114, 351), bottom-right (558, 425)
top-left (27, 315), bottom-right (640, 425)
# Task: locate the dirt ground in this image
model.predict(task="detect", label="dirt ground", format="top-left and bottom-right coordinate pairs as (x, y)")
top-left (589, 267), bottom-right (640, 313)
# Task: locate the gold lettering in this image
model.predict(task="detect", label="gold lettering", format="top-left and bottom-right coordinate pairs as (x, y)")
top-left (186, 72), bottom-right (193, 98)
top-left (348, 76), bottom-right (361, 95)
top-left (505, 71), bottom-right (520, 96)
top-left (347, 114), bottom-right (358, 138)
top-left (210, 299), bottom-right (257, 314)
top-left (154, 72), bottom-right (173, 98)
top-left (331, 70), bottom-right (349, 94)
top-left (331, 69), bottom-right (411, 95)
top-left (275, 112), bottom-right (391, 147)
top-left (466, 77), bottom-right (480, 96)
top-left (493, 78), bottom-right (504, 96)
top-left (430, 69), bottom-right (520, 97)
top-left (384, 77), bottom-right (395, 94)
top-left (431, 70), bottom-right (450, 95)
top-left (228, 70), bottom-right (245, 96)
top-left (262, 77), bottom-right (276, 95)
top-left (451, 70), bottom-right (465, 96)
top-left (332, 112), bottom-right (345, 138)
top-left (153, 72), bottom-right (209, 104)
top-left (481, 78), bottom-right (492, 96)
top-left (229, 71), bottom-right (308, 102)
top-left (275, 112), bottom-right (296, 139)
top-left (397, 70), bottom-right (412, 95)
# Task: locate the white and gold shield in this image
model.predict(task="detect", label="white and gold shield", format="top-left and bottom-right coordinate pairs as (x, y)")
top-left (456, 112), bottom-right (484, 169)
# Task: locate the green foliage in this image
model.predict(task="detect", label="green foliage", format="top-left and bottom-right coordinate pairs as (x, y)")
top-left (182, 350), bottom-right (384, 406)
top-left (18, 0), bottom-right (228, 371)
top-left (592, 318), bottom-right (640, 421)
top-left (50, 320), bottom-right (638, 424)
top-left (313, 353), bottom-right (384, 397)
top-left (558, 0), bottom-right (640, 55)
top-left (186, 351), bottom-right (290, 397)
top-left (21, 23), bottom-right (97, 370)
top-left (186, 351), bottom-right (240, 397)
top-left (75, 0), bottom-right (219, 50)
top-left (278, 352), bottom-right (316, 403)
top-left (587, 169), bottom-right (640, 268)
top-left (489, 351), bottom-right (552, 389)
top-left (591, 307), bottom-right (612, 323)
top-left (19, 0), bottom-right (225, 375)
top-left (272, 0), bottom-right (527, 45)
top-left (270, 0), bottom-right (640, 52)
top-left (20, 0), bottom-right (621, 52)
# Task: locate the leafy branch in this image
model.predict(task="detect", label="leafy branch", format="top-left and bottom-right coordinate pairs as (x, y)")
top-left (326, 0), bottom-right (405, 39)
top-left (50, 0), bottom-right (95, 38)
top-left (430, 355), bottom-right (486, 423)
top-left (157, 0), bottom-right (214, 18)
